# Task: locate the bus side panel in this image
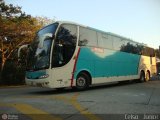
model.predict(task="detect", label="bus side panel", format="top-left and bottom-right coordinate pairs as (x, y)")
top-left (139, 55), bottom-right (157, 77)
top-left (74, 47), bottom-right (141, 83)
top-left (74, 47), bottom-right (95, 78)
top-left (151, 56), bottom-right (157, 75)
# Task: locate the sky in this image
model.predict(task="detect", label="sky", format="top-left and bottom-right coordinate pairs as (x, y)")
top-left (6, 0), bottom-right (160, 49)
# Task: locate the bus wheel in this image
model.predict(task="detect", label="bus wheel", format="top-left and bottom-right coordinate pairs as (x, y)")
top-left (145, 71), bottom-right (150, 82)
top-left (76, 73), bottom-right (89, 91)
top-left (139, 71), bottom-right (145, 82)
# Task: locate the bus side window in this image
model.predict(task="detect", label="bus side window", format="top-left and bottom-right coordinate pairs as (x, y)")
top-left (79, 27), bottom-right (97, 47)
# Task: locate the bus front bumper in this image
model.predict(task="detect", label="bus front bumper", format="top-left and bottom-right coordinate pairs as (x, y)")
top-left (25, 78), bottom-right (52, 88)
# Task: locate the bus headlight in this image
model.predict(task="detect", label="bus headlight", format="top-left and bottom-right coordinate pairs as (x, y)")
top-left (39, 74), bottom-right (49, 79)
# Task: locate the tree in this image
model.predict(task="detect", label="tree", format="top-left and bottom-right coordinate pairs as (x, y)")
top-left (0, 0), bottom-right (42, 71)
top-left (0, 0), bottom-right (44, 84)
top-left (35, 16), bottom-right (55, 26)
top-left (0, 0), bottom-right (56, 84)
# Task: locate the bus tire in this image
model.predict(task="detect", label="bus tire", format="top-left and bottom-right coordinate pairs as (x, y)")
top-left (76, 72), bottom-right (89, 91)
top-left (139, 71), bottom-right (145, 82)
top-left (145, 71), bottom-right (150, 82)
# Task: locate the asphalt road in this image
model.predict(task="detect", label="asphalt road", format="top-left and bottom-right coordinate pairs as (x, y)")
top-left (0, 79), bottom-right (160, 120)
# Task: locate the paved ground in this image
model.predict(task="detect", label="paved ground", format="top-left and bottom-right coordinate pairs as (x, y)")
top-left (0, 79), bottom-right (160, 120)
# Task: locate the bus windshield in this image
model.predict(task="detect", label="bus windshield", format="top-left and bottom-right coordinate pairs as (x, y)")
top-left (27, 23), bottom-right (58, 71)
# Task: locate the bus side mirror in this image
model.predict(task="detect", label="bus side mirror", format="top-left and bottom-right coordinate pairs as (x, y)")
top-left (18, 44), bottom-right (29, 58)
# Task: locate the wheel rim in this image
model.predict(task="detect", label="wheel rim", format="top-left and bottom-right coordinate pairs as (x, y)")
top-left (77, 77), bottom-right (86, 87)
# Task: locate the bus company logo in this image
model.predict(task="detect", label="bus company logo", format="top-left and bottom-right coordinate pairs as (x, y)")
top-left (92, 47), bottom-right (104, 53)
top-left (2, 114), bottom-right (8, 120)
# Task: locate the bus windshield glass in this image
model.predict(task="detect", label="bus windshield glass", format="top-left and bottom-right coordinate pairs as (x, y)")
top-left (27, 23), bottom-right (58, 70)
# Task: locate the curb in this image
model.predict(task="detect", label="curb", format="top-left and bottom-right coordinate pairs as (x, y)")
top-left (0, 85), bottom-right (27, 89)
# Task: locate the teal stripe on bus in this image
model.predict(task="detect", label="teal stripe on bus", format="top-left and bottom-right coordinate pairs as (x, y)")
top-left (74, 47), bottom-right (140, 79)
top-left (26, 70), bottom-right (46, 79)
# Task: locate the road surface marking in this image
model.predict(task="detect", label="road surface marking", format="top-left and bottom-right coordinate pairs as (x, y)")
top-left (0, 103), bottom-right (62, 120)
top-left (55, 93), bottom-right (101, 120)
top-left (2, 94), bottom-right (101, 120)
top-left (0, 85), bottom-right (27, 89)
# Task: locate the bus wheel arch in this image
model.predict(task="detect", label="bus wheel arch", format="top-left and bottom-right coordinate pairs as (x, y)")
top-left (76, 70), bottom-right (92, 90)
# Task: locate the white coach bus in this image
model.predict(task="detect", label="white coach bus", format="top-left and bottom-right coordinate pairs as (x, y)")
top-left (19, 21), bottom-right (157, 90)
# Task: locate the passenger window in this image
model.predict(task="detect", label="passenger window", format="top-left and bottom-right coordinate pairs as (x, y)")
top-left (102, 34), bottom-right (113, 49)
top-left (113, 36), bottom-right (125, 50)
top-left (79, 27), bottom-right (97, 46)
top-left (52, 24), bottom-right (77, 67)
top-left (97, 32), bottom-right (103, 47)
